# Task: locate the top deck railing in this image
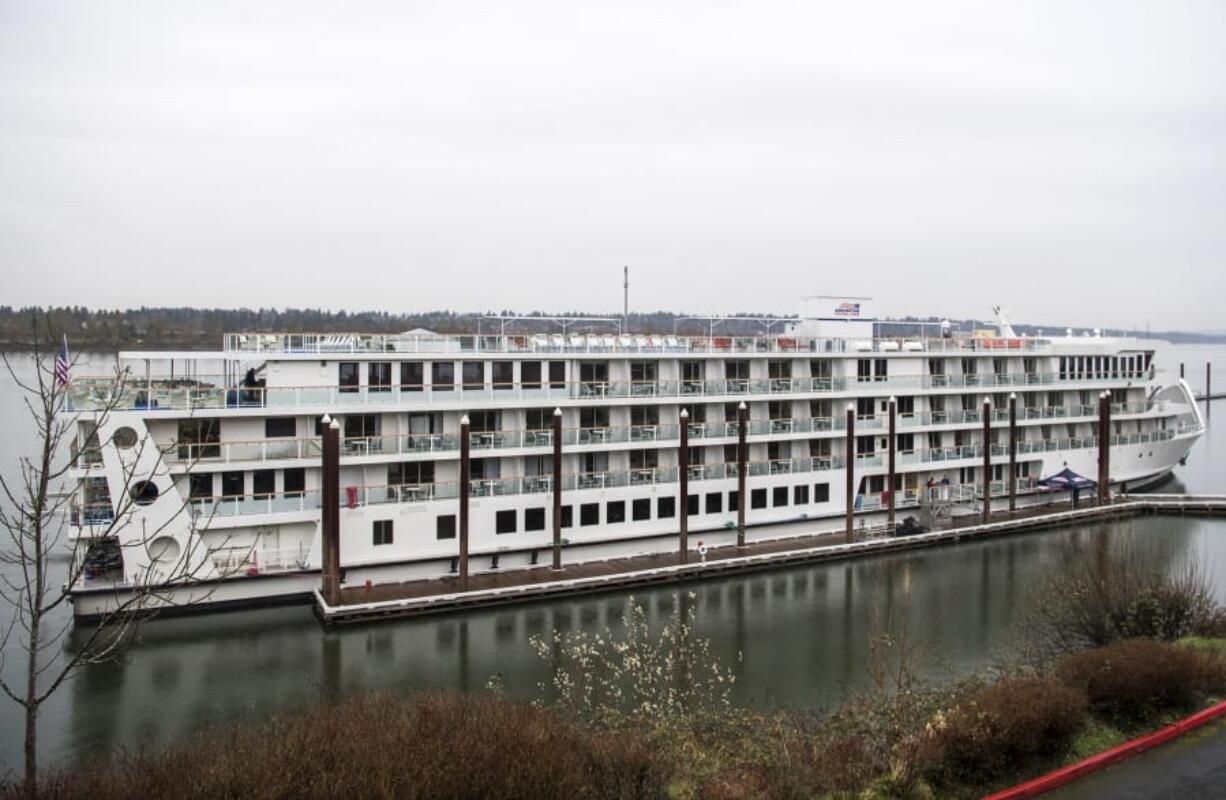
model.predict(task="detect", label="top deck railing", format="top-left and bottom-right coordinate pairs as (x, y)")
top-left (220, 331), bottom-right (1053, 357)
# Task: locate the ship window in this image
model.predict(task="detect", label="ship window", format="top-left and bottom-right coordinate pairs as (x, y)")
top-left (561, 505), bottom-right (573, 528)
top-left (630, 361), bottom-right (657, 383)
top-left (794, 485), bottom-right (809, 505)
top-left (338, 362), bottom-right (359, 392)
top-left (657, 497), bottom-right (675, 518)
top-left (432, 362), bottom-right (454, 391)
top-left (253, 470), bottom-right (275, 496)
top-left (768, 360), bottom-right (791, 379)
top-left (522, 362), bottom-right (542, 389)
top-left (373, 519), bottom-right (394, 546)
top-left (492, 361), bottom-right (514, 389)
top-left (130, 480), bottom-right (159, 506)
top-left (856, 436), bottom-right (874, 455)
top-left (112, 426), bottom-right (138, 450)
top-left (687, 494), bottom-right (699, 516)
top-left (548, 361), bottom-right (566, 388)
top-left (265, 417), bottom-right (295, 438)
top-left (773, 487), bottom-right (788, 507)
top-left (369, 362), bottom-right (392, 392)
top-left (725, 360), bottom-right (749, 381)
top-left (221, 472), bottom-right (244, 497)
top-left (814, 483), bottom-right (830, 503)
top-left (632, 498), bottom-right (651, 521)
top-left (705, 493), bottom-right (722, 514)
top-left (856, 397), bottom-right (875, 419)
top-left (857, 359), bottom-right (871, 382)
top-left (496, 510), bottom-right (516, 534)
top-left (400, 361), bottom-right (424, 391)
top-left (436, 515), bottom-right (456, 540)
top-left (728, 490), bottom-right (739, 512)
top-left (189, 473), bottom-right (213, 499)
top-left (388, 462), bottom-right (433, 485)
top-left (751, 488), bottom-right (767, 509)
top-left (283, 468), bottom-right (305, 494)
top-left (607, 501), bottom-right (625, 523)
top-left (580, 503), bottom-right (599, 526)
top-left (525, 507), bottom-right (545, 531)
top-left (874, 359), bottom-right (887, 380)
top-left (462, 362), bottom-right (484, 389)
top-left (177, 418), bottom-right (220, 460)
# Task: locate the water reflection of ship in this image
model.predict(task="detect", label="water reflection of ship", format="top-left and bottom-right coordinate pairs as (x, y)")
top-left (64, 518), bottom-right (1209, 765)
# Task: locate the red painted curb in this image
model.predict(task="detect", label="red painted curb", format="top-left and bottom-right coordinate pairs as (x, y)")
top-left (982, 698), bottom-right (1226, 799)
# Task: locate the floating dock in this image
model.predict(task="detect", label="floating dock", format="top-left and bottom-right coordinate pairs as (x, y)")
top-left (315, 494), bottom-right (1226, 625)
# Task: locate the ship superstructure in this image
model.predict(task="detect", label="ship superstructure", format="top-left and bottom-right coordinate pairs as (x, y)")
top-left (65, 299), bottom-right (1205, 617)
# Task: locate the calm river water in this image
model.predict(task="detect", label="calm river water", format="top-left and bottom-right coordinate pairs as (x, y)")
top-left (0, 344), bottom-right (1221, 773)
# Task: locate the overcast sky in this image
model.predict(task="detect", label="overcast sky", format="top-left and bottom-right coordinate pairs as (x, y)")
top-left (1, 1), bottom-right (1223, 330)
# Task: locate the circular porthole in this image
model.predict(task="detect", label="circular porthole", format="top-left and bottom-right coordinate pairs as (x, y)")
top-left (112, 427), bottom-right (138, 449)
top-left (147, 536), bottom-right (181, 564)
top-left (130, 480), bottom-right (159, 505)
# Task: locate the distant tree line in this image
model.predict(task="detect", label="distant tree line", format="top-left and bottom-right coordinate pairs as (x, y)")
top-left (0, 306), bottom-right (1219, 350)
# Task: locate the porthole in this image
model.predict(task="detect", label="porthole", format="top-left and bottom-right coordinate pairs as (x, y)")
top-left (147, 536), bottom-right (181, 564)
top-left (130, 480), bottom-right (159, 505)
top-left (112, 427), bottom-right (138, 449)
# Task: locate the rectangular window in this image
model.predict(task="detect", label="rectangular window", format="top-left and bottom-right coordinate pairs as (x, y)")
top-left (253, 469), bottom-right (275, 496)
top-left (729, 490), bottom-right (739, 512)
top-left (178, 418), bottom-right (220, 459)
top-left (522, 361), bottom-right (542, 389)
top-left (794, 485), bottom-right (809, 505)
top-left (221, 472), bottom-right (245, 497)
top-left (369, 362), bottom-right (392, 392)
top-left (373, 519), bottom-right (393, 546)
top-left (525, 507), bottom-right (545, 531)
top-left (687, 494), bottom-right (699, 516)
top-left (549, 361), bottom-right (566, 388)
top-left (658, 496), bottom-right (676, 519)
top-left (400, 361), bottom-right (424, 391)
top-left (283, 468), bottom-right (305, 494)
top-left (773, 486), bottom-right (789, 507)
top-left (462, 361), bottom-right (484, 389)
top-left (265, 416), bottom-right (296, 438)
top-left (814, 483), bottom-right (830, 503)
top-left (607, 501), bottom-right (626, 523)
top-left (580, 503), bottom-right (599, 526)
top-left (492, 361), bottom-right (514, 389)
top-left (751, 488), bottom-right (767, 509)
top-left (561, 505), bottom-right (573, 528)
top-left (857, 359), bottom-right (871, 382)
top-left (189, 473), bottom-right (213, 499)
top-left (432, 362), bottom-right (454, 390)
top-left (632, 498), bottom-right (651, 521)
top-left (496, 509), bottom-right (517, 534)
top-left (436, 515), bottom-right (456, 540)
top-left (706, 492), bottom-right (722, 514)
top-left (338, 362), bottom-right (359, 392)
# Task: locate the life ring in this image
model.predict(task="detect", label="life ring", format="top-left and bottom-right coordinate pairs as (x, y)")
top-left (697, 542), bottom-right (708, 557)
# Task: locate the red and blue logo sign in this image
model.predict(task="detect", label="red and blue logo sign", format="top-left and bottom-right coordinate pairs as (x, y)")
top-left (834, 302), bottom-right (861, 317)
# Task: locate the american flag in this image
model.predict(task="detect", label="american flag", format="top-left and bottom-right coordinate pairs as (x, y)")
top-left (55, 335), bottom-right (69, 389)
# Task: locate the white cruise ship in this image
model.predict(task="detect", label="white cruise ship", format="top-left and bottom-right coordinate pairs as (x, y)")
top-left (66, 299), bottom-right (1205, 619)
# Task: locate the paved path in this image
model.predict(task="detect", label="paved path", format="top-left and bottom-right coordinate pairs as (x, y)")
top-left (1049, 718), bottom-right (1226, 799)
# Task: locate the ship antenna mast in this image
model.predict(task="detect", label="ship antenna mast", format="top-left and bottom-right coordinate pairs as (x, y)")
top-left (623, 265), bottom-right (630, 327)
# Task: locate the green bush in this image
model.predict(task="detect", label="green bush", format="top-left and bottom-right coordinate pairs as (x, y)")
top-left (929, 677), bottom-right (1087, 785)
top-left (1055, 638), bottom-right (1226, 722)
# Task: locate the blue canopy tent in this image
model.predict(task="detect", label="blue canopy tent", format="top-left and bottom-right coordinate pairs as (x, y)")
top-left (1038, 467), bottom-right (1097, 507)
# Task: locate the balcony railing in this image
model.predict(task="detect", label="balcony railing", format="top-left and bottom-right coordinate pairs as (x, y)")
top-left (66, 369), bottom-right (1152, 413)
top-left (151, 400), bottom-right (1175, 468)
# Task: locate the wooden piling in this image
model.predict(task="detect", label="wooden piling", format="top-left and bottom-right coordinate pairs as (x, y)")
top-left (845, 404), bottom-right (855, 543)
top-left (679, 408), bottom-right (689, 564)
top-left (320, 415), bottom-right (341, 606)
top-left (736, 401), bottom-right (747, 549)
top-left (982, 397), bottom-right (992, 525)
top-left (887, 396), bottom-right (897, 531)
top-left (552, 407), bottom-right (563, 571)
top-left (1008, 392), bottom-right (1017, 514)
top-left (459, 414), bottom-right (470, 589)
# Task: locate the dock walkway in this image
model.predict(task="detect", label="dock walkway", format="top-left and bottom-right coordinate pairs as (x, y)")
top-left (316, 494), bottom-right (1226, 625)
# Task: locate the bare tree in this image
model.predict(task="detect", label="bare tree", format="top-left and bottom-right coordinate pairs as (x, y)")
top-left (0, 320), bottom-right (233, 797)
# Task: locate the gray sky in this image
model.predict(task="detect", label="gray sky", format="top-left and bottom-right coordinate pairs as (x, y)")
top-left (2, 1), bottom-right (1224, 330)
